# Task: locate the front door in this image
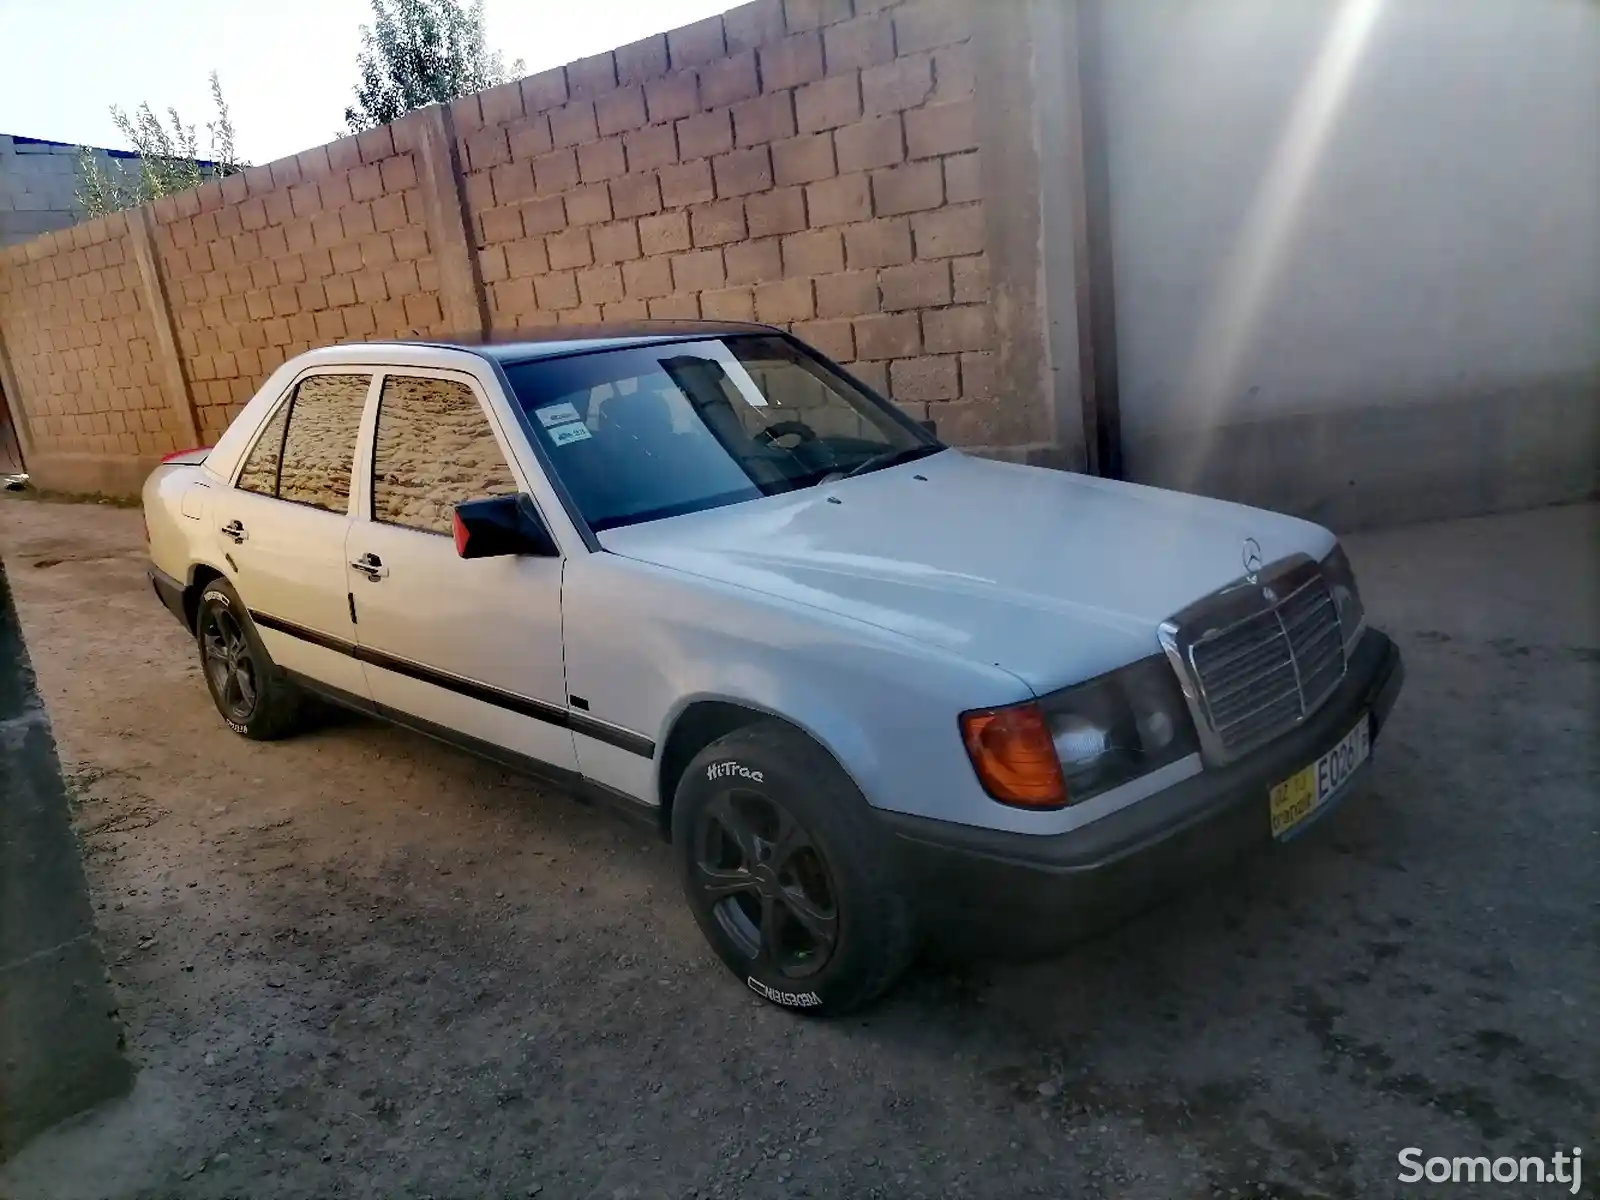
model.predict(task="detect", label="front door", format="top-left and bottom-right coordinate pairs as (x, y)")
top-left (215, 370), bottom-right (373, 700)
top-left (345, 370), bottom-right (578, 775)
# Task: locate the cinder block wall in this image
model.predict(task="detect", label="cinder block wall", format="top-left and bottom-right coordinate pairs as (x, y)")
top-left (458, 0), bottom-right (1001, 427)
top-left (0, 210), bottom-right (187, 492)
top-left (0, 0), bottom-right (1050, 497)
top-left (150, 122), bottom-right (445, 444)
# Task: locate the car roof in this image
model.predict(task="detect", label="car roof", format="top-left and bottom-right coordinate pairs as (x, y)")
top-left (356, 320), bottom-right (782, 366)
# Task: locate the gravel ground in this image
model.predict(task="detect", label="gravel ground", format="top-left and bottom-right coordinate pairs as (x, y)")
top-left (0, 496), bottom-right (1594, 1200)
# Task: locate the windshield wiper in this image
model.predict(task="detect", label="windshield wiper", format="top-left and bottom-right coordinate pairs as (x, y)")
top-left (839, 442), bottom-right (943, 479)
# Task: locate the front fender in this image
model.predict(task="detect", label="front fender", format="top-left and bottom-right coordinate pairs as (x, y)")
top-left (562, 553), bottom-right (1033, 829)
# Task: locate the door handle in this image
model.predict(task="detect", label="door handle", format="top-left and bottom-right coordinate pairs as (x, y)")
top-left (350, 552), bottom-right (389, 581)
top-left (220, 519), bottom-right (247, 544)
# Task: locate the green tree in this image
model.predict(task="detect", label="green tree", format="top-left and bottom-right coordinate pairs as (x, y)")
top-left (344, 0), bottom-right (525, 132)
top-left (76, 71), bottom-right (248, 219)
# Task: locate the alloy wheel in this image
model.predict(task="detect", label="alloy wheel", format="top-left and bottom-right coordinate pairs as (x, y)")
top-left (692, 789), bottom-right (840, 978)
top-left (200, 605), bottom-right (258, 722)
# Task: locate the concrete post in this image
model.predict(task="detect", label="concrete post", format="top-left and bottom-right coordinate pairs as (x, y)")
top-left (968, 0), bottom-right (1081, 468)
top-left (0, 562), bottom-right (132, 1158)
top-left (1066, 0), bottom-right (1124, 479)
top-left (126, 205), bottom-right (201, 449)
top-left (967, 0), bottom-right (1121, 476)
top-left (409, 105), bottom-right (489, 339)
top-left (0, 323), bottom-right (36, 469)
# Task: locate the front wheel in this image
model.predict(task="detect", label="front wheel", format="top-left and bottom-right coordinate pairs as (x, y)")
top-left (195, 579), bottom-right (302, 740)
top-left (672, 720), bottom-right (914, 1015)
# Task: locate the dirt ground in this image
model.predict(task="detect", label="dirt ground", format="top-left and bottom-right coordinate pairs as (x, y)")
top-left (1, 496), bottom-right (1595, 1200)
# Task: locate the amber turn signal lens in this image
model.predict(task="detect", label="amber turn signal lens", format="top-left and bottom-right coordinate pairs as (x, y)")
top-left (959, 702), bottom-right (1068, 808)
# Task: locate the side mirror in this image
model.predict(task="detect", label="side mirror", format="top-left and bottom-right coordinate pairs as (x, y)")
top-left (451, 494), bottom-right (559, 559)
top-left (919, 418), bottom-right (938, 438)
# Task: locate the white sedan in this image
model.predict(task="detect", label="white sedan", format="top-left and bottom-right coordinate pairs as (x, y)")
top-left (144, 321), bottom-right (1404, 1014)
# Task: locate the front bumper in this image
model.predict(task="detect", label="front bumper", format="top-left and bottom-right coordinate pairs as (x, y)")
top-left (879, 628), bottom-right (1405, 957)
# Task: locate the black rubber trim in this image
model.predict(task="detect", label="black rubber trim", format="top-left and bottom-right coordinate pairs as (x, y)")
top-left (252, 608), bottom-right (656, 758)
top-left (283, 668), bottom-right (660, 833)
top-left (569, 712), bottom-right (655, 758)
top-left (359, 643), bottom-right (572, 726)
top-left (147, 565), bottom-right (189, 629)
top-left (249, 609), bottom-right (357, 656)
top-left (281, 669), bottom-right (379, 717)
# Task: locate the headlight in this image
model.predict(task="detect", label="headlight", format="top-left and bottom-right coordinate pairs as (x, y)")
top-left (1320, 543), bottom-right (1365, 650)
top-left (1038, 655), bottom-right (1199, 802)
top-left (960, 655), bottom-right (1199, 810)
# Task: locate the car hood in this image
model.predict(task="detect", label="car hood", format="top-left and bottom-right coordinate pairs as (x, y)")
top-left (598, 451), bottom-right (1335, 691)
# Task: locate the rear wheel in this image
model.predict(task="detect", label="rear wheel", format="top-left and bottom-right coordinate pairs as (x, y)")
top-left (195, 579), bottom-right (302, 739)
top-left (672, 720), bottom-right (914, 1015)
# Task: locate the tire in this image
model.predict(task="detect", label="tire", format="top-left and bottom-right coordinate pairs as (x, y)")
top-left (194, 578), bottom-right (302, 740)
top-left (672, 720), bottom-right (914, 1016)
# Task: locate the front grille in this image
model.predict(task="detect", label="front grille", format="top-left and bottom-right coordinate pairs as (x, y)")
top-left (1186, 573), bottom-right (1346, 755)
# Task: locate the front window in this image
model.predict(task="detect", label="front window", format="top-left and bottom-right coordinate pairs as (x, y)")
top-left (501, 336), bottom-right (939, 532)
top-left (371, 374), bottom-right (519, 536)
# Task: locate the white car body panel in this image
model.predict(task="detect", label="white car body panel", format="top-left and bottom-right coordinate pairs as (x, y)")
top-left (598, 451), bottom-right (1335, 693)
top-left (144, 338), bottom-right (1346, 839)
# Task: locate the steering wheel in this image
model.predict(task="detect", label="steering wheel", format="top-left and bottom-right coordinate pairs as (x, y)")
top-left (753, 420), bottom-right (817, 447)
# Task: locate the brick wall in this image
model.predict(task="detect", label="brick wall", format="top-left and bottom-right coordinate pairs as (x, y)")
top-left (151, 124), bottom-right (443, 443)
top-left (457, 0), bottom-right (1004, 436)
top-left (0, 211), bottom-right (184, 463)
top-left (0, 0), bottom-right (1055, 497)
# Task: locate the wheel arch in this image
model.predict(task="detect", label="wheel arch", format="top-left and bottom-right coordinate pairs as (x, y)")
top-left (655, 698), bottom-right (860, 840)
top-left (181, 563), bottom-right (227, 632)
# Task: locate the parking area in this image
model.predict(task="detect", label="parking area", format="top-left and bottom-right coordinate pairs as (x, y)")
top-left (0, 496), bottom-right (1594, 1200)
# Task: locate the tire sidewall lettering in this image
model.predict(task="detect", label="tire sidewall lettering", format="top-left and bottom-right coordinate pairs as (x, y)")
top-left (746, 976), bottom-right (822, 1008)
top-left (706, 760), bottom-right (765, 784)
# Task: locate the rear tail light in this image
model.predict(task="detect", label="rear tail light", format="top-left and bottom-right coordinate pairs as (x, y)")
top-left (160, 446), bottom-right (211, 464)
top-left (959, 701), bottom-right (1068, 808)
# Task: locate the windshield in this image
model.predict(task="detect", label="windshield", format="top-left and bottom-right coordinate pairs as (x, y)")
top-left (501, 335), bottom-right (939, 532)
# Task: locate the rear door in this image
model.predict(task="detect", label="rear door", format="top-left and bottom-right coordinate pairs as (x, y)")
top-left (345, 369), bottom-right (578, 775)
top-left (215, 370), bottom-right (373, 701)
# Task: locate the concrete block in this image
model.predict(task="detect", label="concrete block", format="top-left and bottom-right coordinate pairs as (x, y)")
top-left (795, 74), bottom-right (862, 134)
top-left (745, 186), bottom-right (807, 236)
top-left (666, 15), bottom-right (727, 69)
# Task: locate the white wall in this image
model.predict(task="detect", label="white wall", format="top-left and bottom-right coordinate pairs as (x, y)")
top-left (1096, 0), bottom-right (1599, 527)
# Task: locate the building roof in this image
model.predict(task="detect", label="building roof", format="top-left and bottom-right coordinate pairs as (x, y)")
top-left (2, 132), bottom-right (219, 168)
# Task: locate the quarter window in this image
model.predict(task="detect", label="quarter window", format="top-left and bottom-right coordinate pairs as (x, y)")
top-left (371, 375), bottom-right (519, 535)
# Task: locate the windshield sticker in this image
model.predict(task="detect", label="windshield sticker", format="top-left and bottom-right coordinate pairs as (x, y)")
top-left (536, 401), bottom-right (582, 428)
top-left (548, 422), bottom-right (593, 446)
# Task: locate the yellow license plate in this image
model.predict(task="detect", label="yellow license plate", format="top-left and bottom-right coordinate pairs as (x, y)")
top-left (1269, 714), bottom-right (1370, 839)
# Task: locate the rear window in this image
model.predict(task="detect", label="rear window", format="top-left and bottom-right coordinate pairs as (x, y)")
top-left (234, 373), bottom-right (369, 513)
